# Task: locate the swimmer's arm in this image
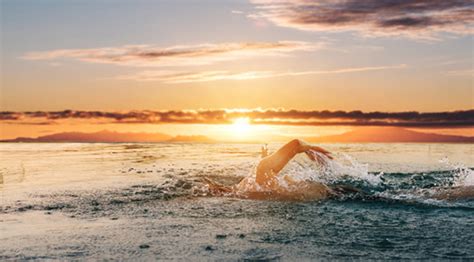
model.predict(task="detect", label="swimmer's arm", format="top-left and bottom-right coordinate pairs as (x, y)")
top-left (255, 160), bottom-right (278, 186)
top-left (255, 139), bottom-right (332, 186)
top-left (298, 141), bottom-right (332, 160)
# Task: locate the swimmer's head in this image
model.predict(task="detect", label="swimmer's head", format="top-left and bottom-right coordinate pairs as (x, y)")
top-left (261, 144), bottom-right (269, 158)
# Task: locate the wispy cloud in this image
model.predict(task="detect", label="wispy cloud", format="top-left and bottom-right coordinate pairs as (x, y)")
top-left (118, 70), bottom-right (277, 83)
top-left (249, 0), bottom-right (474, 39)
top-left (22, 41), bottom-right (319, 67)
top-left (446, 69), bottom-right (474, 77)
top-left (2, 109), bottom-right (473, 127)
top-left (118, 64), bottom-right (407, 83)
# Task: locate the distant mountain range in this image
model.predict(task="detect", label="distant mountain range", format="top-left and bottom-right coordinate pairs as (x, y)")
top-left (1, 130), bottom-right (214, 143)
top-left (307, 127), bottom-right (474, 143)
top-left (1, 127), bottom-right (473, 143)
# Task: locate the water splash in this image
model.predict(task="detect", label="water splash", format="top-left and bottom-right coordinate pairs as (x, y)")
top-left (230, 152), bottom-right (473, 205)
top-left (439, 157), bottom-right (474, 187)
top-left (281, 151), bottom-right (382, 186)
top-left (232, 151), bottom-right (383, 196)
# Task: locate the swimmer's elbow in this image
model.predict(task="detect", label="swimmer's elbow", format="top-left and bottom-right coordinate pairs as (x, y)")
top-left (289, 138), bottom-right (303, 146)
top-left (289, 138), bottom-right (309, 152)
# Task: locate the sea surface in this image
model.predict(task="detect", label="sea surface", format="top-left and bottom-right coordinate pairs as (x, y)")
top-left (1, 142), bottom-right (473, 260)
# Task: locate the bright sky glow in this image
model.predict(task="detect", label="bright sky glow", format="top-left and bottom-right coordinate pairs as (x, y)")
top-left (0, 0), bottom-right (472, 140)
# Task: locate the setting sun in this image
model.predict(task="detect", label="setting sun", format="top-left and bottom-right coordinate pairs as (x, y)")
top-left (1, 0), bottom-right (473, 260)
top-left (230, 117), bottom-right (251, 137)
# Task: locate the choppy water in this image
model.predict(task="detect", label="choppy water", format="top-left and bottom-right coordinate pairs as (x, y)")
top-left (1, 142), bottom-right (473, 260)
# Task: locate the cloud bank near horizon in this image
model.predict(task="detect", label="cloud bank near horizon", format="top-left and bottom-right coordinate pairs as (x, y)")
top-left (249, 0), bottom-right (474, 39)
top-left (1, 109), bottom-right (473, 128)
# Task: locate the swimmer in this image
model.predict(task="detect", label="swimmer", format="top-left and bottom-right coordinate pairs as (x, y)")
top-left (204, 139), bottom-right (474, 201)
top-left (204, 139), bottom-right (356, 201)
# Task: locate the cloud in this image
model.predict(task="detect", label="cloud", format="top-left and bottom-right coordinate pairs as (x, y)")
top-left (118, 64), bottom-right (407, 83)
top-left (446, 68), bottom-right (474, 77)
top-left (118, 70), bottom-right (277, 83)
top-left (231, 10), bottom-right (245, 14)
top-left (249, 0), bottom-right (474, 39)
top-left (22, 41), bottom-right (319, 67)
top-left (2, 109), bottom-right (473, 127)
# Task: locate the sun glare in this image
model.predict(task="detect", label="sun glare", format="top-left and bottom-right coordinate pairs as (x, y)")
top-left (230, 117), bottom-right (251, 137)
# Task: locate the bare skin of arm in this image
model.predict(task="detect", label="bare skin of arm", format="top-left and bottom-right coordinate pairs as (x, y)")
top-left (255, 139), bottom-right (332, 188)
top-left (203, 139), bottom-right (333, 200)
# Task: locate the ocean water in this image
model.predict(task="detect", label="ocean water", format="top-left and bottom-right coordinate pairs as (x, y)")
top-left (1, 142), bottom-right (473, 260)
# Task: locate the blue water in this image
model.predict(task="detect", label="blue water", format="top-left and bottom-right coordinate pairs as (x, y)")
top-left (0, 143), bottom-right (473, 260)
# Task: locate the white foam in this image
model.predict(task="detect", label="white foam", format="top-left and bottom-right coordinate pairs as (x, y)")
top-left (439, 157), bottom-right (474, 186)
top-left (281, 151), bottom-right (382, 185)
top-left (234, 151), bottom-right (382, 193)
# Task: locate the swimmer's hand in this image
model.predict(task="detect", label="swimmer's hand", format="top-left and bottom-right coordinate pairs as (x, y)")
top-left (304, 146), bottom-right (333, 165)
top-left (298, 141), bottom-right (332, 158)
top-left (312, 146), bottom-right (332, 159)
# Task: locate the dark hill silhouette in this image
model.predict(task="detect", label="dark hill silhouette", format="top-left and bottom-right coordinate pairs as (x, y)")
top-left (1, 127), bottom-right (473, 143)
top-left (0, 130), bottom-right (211, 143)
top-left (168, 135), bottom-right (214, 143)
top-left (307, 127), bottom-right (474, 143)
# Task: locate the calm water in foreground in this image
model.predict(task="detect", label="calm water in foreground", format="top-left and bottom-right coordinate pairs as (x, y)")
top-left (1, 142), bottom-right (473, 260)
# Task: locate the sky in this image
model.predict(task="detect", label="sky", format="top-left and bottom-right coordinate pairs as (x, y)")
top-left (1, 0), bottom-right (473, 140)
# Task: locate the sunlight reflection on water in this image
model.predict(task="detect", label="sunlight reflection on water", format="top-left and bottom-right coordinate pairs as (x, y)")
top-left (0, 142), bottom-right (473, 260)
